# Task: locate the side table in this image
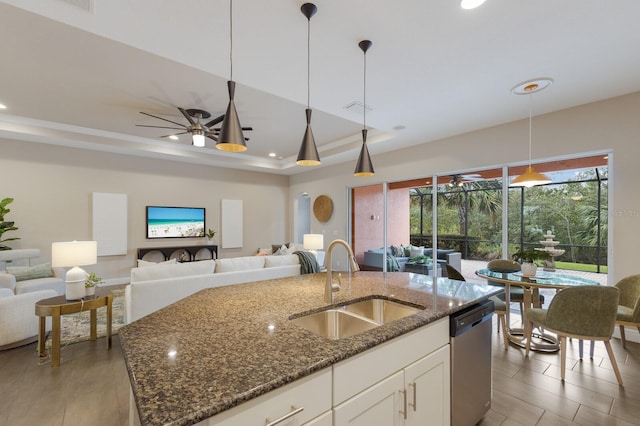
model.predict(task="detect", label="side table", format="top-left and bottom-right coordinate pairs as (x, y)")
top-left (35, 289), bottom-right (112, 367)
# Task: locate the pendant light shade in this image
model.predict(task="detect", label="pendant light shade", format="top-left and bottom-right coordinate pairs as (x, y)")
top-left (217, 81), bottom-right (247, 152)
top-left (354, 40), bottom-right (374, 177)
top-left (354, 129), bottom-right (375, 177)
top-left (216, 0), bottom-right (247, 153)
top-left (510, 79), bottom-right (552, 187)
top-left (296, 3), bottom-right (321, 166)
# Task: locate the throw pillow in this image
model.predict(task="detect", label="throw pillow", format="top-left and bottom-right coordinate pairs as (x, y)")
top-left (404, 245), bottom-right (412, 257)
top-left (272, 243), bottom-right (290, 254)
top-left (137, 258), bottom-right (177, 268)
top-left (410, 246), bottom-right (424, 258)
top-left (7, 262), bottom-right (53, 282)
top-left (394, 245), bottom-right (405, 257)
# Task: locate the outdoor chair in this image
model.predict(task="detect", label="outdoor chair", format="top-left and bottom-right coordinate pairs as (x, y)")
top-left (446, 264), bottom-right (508, 348)
top-left (524, 285), bottom-right (622, 385)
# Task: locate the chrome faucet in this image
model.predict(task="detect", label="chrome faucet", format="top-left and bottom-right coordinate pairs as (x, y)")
top-left (325, 239), bottom-right (360, 303)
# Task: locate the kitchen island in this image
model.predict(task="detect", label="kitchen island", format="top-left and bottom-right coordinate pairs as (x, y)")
top-left (119, 271), bottom-right (502, 426)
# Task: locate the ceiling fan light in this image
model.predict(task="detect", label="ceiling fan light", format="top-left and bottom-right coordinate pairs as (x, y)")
top-left (297, 109), bottom-right (320, 166)
top-left (191, 130), bottom-right (205, 147)
top-left (216, 81), bottom-right (247, 153)
top-left (510, 166), bottom-right (552, 187)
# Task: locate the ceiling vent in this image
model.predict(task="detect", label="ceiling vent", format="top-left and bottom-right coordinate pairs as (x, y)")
top-left (344, 101), bottom-right (372, 115)
top-left (58, 0), bottom-right (93, 12)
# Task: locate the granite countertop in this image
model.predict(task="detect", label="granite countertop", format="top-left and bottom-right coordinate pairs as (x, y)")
top-left (118, 271), bottom-right (503, 426)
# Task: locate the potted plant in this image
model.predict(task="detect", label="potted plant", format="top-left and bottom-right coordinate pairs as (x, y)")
top-left (85, 272), bottom-right (102, 296)
top-left (511, 248), bottom-right (550, 277)
top-left (0, 197), bottom-right (20, 251)
top-left (205, 228), bottom-right (216, 243)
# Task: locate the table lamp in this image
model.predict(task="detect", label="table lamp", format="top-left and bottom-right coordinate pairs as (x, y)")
top-left (52, 240), bottom-right (97, 300)
top-left (303, 234), bottom-right (324, 257)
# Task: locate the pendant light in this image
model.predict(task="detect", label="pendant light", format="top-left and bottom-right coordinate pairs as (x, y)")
top-left (354, 40), bottom-right (374, 177)
top-left (510, 78), bottom-right (552, 187)
top-left (296, 3), bottom-right (321, 166)
top-left (216, 0), bottom-right (247, 153)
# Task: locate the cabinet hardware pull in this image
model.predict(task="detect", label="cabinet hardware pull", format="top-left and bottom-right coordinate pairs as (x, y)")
top-left (400, 389), bottom-right (408, 420)
top-left (265, 405), bottom-right (304, 426)
top-left (409, 382), bottom-right (417, 411)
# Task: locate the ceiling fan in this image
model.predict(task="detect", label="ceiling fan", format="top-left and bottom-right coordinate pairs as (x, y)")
top-left (448, 173), bottom-right (483, 187)
top-left (137, 107), bottom-right (252, 147)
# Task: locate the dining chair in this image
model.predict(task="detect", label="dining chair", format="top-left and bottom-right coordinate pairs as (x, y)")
top-left (446, 264), bottom-right (509, 348)
top-left (524, 285), bottom-right (623, 385)
top-left (614, 274), bottom-right (640, 349)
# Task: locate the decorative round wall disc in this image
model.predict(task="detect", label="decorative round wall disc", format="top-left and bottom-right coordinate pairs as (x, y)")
top-left (313, 195), bottom-right (333, 222)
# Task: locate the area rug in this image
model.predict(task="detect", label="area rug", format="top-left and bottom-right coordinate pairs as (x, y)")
top-left (44, 288), bottom-right (125, 348)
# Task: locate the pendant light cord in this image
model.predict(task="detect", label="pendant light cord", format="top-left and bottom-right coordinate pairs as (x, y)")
top-left (363, 48), bottom-right (367, 131)
top-left (229, 0), bottom-right (233, 81)
top-left (528, 93), bottom-right (533, 166)
top-left (307, 16), bottom-right (311, 109)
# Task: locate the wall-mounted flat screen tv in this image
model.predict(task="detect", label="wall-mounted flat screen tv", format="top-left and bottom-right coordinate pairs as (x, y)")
top-left (146, 206), bottom-right (205, 239)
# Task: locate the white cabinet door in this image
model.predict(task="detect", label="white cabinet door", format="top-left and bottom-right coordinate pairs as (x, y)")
top-left (304, 411), bottom-right (332, 426)
top-left (334, 371), bottom-right (404, 426)
top-left (404, 345), bottom-right (450, 426)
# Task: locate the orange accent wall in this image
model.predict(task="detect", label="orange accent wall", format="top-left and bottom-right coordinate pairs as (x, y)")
top-left (352, 185), bottom-right (410, 263)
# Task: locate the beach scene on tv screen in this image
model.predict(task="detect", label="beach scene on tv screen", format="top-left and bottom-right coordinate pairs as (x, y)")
top-left (147, 207), bottom-right (205, 238)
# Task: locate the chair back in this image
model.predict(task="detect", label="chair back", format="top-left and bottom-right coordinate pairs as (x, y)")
top-left (445, 264), bottom-right (465, 281)
top-left (615, 274), bottom-right (640, 322)
top-left (487, 259), bottom-right (521, 273)
top-left (545, 286), bottom-right (619, 338)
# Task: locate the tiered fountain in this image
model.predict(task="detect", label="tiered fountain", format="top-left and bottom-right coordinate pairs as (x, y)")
top-left (536, 230), bottom-right (565, 271)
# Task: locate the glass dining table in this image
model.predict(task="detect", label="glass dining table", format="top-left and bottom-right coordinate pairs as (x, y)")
top-left (475, 268), bottom-right (600, 352)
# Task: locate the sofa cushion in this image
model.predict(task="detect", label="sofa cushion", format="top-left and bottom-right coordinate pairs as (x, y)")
top-left (215, 256), bottom-right (265, 273)
top-left (6, 263), bottom-right (53, 282)
top-left (137, 258), bottom-right (177, 268)
top-left (264, 254), bottom-right (300, 268)
top-left (410, 246), bottom-right (425, 258)
top-left (0, 288), bottom-right (13, 298)
top-left (131, 260), bottom-right (215, 283)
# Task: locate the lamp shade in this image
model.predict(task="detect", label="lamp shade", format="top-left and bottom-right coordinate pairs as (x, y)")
top-left (510, 166), bottom-right (552, 187)
top-left (303, 234), bottom-right (324, 250)
top-left (216, 81), bottom-right (247, 152)
top-left (51, 241), bottom-right (97, 268)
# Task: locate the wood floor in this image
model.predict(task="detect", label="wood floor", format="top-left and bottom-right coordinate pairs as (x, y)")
top-left (0, 317), bottom-right (638, 426)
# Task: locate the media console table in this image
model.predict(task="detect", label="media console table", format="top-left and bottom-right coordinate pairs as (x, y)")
top-left (137, 245), bottom-right (218, 262)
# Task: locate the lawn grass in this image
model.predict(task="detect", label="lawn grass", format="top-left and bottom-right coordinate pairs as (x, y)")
top-left (555, 261), bottom-right (608, 274)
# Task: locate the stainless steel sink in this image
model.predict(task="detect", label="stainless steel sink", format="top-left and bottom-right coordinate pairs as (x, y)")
top-left (290, 298), bottom-right (423, 340)
top-left (342, 298), bottom-right (423, 323)
top-left (289, 309), bottom-right (379, 340)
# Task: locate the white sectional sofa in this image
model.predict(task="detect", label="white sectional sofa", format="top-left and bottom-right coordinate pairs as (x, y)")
top-left (125, 254), bottom-right (302, 323)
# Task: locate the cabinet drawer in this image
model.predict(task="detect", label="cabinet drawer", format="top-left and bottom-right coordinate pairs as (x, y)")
top-left (206, 368), bottom-right (332, 425)
top-left (333, 317), bottom-right (448, 405)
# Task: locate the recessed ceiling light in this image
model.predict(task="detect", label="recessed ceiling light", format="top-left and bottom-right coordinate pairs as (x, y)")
top-left (603, 155), bottom-right (609, 160)
top-left (461, 0), bottom-right (487, 10)
top-left (168, 135), bottom-right (179, 140)
top-left (268, 152), bottom-right (276, 158)
top-left (0, 103), bottom-right (7, 109)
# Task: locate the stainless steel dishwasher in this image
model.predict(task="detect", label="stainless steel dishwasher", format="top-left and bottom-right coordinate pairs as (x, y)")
top-left (450, 299), bottom-right (494, 426)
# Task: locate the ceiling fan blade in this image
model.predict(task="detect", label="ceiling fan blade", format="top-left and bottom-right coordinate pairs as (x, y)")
top-left (204, 114), bottom-right (224, 128)
top-left (206, 134), bottom-right (218, 142)
top-left (136, 124), bottom-right (185, 130)
top-left (210, 126), bottom-right (253, 132)
top-left (178, 107), bottom-right (196, 125)
top-left (139, 112), bottom-right (188, 128)
top-left (160, 132), bottom-right (189, 138)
